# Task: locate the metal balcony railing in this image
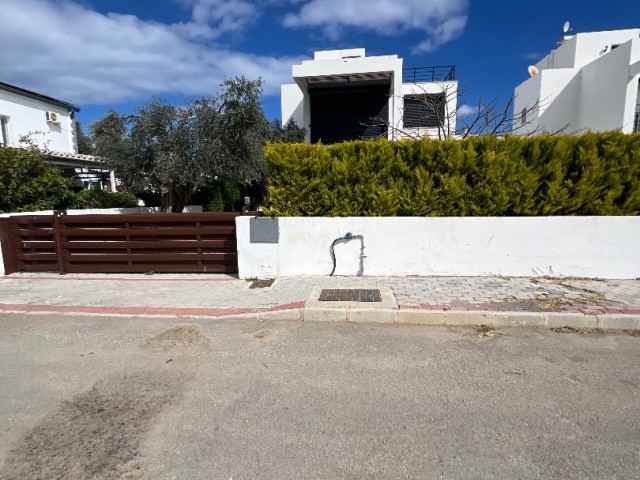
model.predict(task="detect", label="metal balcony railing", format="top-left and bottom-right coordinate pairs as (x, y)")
top-left (402, 66), bottom-right (456, 83)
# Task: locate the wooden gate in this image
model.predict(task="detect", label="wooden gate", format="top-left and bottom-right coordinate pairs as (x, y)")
top-left (0, 212), bottom-right (242, 274)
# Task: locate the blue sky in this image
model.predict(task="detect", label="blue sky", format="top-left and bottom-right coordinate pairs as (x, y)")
top-left (2, 0), bottom-right (639, 131)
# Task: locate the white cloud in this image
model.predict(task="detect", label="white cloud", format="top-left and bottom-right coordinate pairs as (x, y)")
top-left (457, 104), bottom-right (479, 117)
top-left (283, 0), bottom-right (468, 53)
top-left (0, 0), bottom-right (298, 105)
top-left (173, 0), bottom-right (260, 39)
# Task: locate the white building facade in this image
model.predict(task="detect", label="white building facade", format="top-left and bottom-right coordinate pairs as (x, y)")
top-left (0, 81), bottom-right (115, 191)
top-left (282, 49), bottom-right (458, 143)
top-left (0, 81), bottom-right (79, 152)
top-left (514, 29), bottom-right (640, 135)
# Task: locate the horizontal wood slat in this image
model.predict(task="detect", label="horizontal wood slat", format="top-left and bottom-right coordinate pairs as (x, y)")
top-left (17, 263), bottom-right (61, 272)
top-left (63, 264), bottom-right (236, 274)
top-left (59, 226), bottom-right (235, 237)
top-left (16, 253), bottom-right (59, 261)
top-left (4, 212), bottom-right (244, 274)
top-left (60, 240), bottom-right (235, 249)
top-left (61, 253), bottom-right (237, 263)
top-left (10, 216), bottom-right (55, 225)
top-left (15, 229), bottom-right (55, 237)
top-left (60, 213), bottom-right (240, 224)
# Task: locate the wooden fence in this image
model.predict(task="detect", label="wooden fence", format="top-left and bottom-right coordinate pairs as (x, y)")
top-left (0, 212), bottom-right (245, 274)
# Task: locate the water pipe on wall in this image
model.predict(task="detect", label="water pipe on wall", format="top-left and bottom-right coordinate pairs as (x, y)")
top-left (329, 232), bottom-right (366, 276)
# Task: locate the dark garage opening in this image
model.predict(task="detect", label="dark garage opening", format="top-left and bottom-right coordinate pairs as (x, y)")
top-left (310, 85), bottom-right (389, 144)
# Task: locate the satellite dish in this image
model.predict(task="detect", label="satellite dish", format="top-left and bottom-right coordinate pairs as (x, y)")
top-left (528, 65), bottom-right (540, 77)
top-left (563, 21), bottom-right (571, 34)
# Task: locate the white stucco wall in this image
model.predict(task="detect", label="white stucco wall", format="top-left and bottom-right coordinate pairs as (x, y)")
top-left (579, 41), bottom-right (634, 132)
top-left (0, 89), bottom-right (77, 153)
top-left (281, 83), bottom-right (304, 129)
top-left (514, 68), bottom-right (580, 135)
top-left (515, 29), bottom-right (640, 135)
top-left (236, 216), bottom-right (640, 279)
top-left (536, 36), bottom-right (578, 70)
top-left (292, 51), bottom-right (400, 79)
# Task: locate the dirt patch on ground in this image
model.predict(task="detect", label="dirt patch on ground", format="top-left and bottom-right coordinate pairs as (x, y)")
top-left (490, 278), bottom-right (611, 312)
top-left (476, 325), bottom-right (506, 338)
top-left (551, 326), bottom-right (605, 334)
top-left (1, 368), bottom-right (190, 480)
top-left (248, 329), bottom-right (276, 346)
top-left (1, 324), bottom-right (210, 480)
top-left (142, 324), bottom-right (210, 352)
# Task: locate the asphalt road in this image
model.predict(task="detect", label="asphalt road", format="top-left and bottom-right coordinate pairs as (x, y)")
top-left (0, 313), bottom-right (638, 479)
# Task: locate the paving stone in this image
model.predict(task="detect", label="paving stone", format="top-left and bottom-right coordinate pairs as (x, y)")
top-left (1, 274), bottom-right (639, 323)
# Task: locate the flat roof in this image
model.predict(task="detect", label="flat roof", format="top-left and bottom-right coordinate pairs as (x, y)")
top-left (0, 81), bottom-right (80, 112)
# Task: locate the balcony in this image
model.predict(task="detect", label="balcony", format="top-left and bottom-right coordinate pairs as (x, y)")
top-left (402, 66), bottom-right (456, 83)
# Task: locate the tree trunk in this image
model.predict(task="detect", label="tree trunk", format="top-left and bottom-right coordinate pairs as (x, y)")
top-left (161, 183), bottom-right (193, 213)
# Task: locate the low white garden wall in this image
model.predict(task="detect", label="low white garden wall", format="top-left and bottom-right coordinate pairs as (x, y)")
top-left (0, 206), bottom-right (203, 218)
top-left (236, 216), bottom-right (640, 279)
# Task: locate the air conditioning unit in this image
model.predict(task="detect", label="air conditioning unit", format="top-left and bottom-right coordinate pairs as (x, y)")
top-left (46, 111), bottom-right (60, 124)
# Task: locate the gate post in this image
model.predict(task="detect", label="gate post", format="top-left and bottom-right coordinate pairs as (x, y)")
top-left (53, 210), bottom-right (66, 275)
top-left (0, 217), bottom-right (19, 275)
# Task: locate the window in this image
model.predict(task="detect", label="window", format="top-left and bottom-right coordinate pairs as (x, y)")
top-left (0, 116), bottom-right (8, 146)
top-left (521, 108), bottom-right (527, 126)
top-left (403, 93), bottom-right (446, 128)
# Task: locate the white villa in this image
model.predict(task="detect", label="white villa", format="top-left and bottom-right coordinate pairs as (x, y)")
top-left (0, 80), bottom-right (114, 190)
top-left (281, 48), bottom-right (458, 143)
top-left (514, 28), bottom-right (640, 135)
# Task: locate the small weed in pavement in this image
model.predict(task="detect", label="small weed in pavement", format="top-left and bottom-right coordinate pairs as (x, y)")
top-left (551, 326), bottom-right (605, 334)
top-left (537, 297), bottom-right (568, 311)
top-left (623, 329), bottom-right (640, 337)
top-left (477, 325), bottom-right (505, 338)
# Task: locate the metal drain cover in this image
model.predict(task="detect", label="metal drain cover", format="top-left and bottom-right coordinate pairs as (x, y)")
top-left (319, 289), bottom-right (382, 302)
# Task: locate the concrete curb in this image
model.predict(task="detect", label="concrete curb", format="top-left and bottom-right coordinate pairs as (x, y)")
top-left (1, 303), bottom-right (639, 330)
top-left (302, 307), bottom-right (640, 330)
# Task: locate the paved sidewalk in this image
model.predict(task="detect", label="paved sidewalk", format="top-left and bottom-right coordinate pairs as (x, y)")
top-left (1, 272), bottom-right (639, 321)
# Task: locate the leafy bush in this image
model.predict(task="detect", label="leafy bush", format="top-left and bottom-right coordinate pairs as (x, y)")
top-left (191, 180), bottom-right (247, 212)
top-left (264, 133), bottom-right (640, 216)
top-left (108, 192), bottom-right (140, 208)
top-left (0, 146), bottom-right (74, 213)
top-left (70, 189), bottom-right (139, 209)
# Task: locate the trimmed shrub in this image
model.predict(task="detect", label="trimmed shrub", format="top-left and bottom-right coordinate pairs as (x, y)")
top-left (264, 133), bottom-right (640, 216)
top-left (0, 146), bottom-right (74, 213)
top-left (70, 189), bottom-right (139, 209)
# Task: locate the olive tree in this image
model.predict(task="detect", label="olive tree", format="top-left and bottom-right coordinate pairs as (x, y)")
top-left (92, 77), bottom-right (270, 212)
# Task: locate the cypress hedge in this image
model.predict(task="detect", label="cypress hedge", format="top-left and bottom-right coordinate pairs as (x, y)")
top-left (264, 133), bottom-right (640, 216)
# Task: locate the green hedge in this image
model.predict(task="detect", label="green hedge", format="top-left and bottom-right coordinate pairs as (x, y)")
top-left (264, 133), bottom-right (640, 216)
top-left (70, 189), bottom-right (139, 209)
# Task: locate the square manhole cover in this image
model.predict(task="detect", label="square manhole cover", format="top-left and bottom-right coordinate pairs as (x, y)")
top-left (319, 289), bottom-right (382, 302)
